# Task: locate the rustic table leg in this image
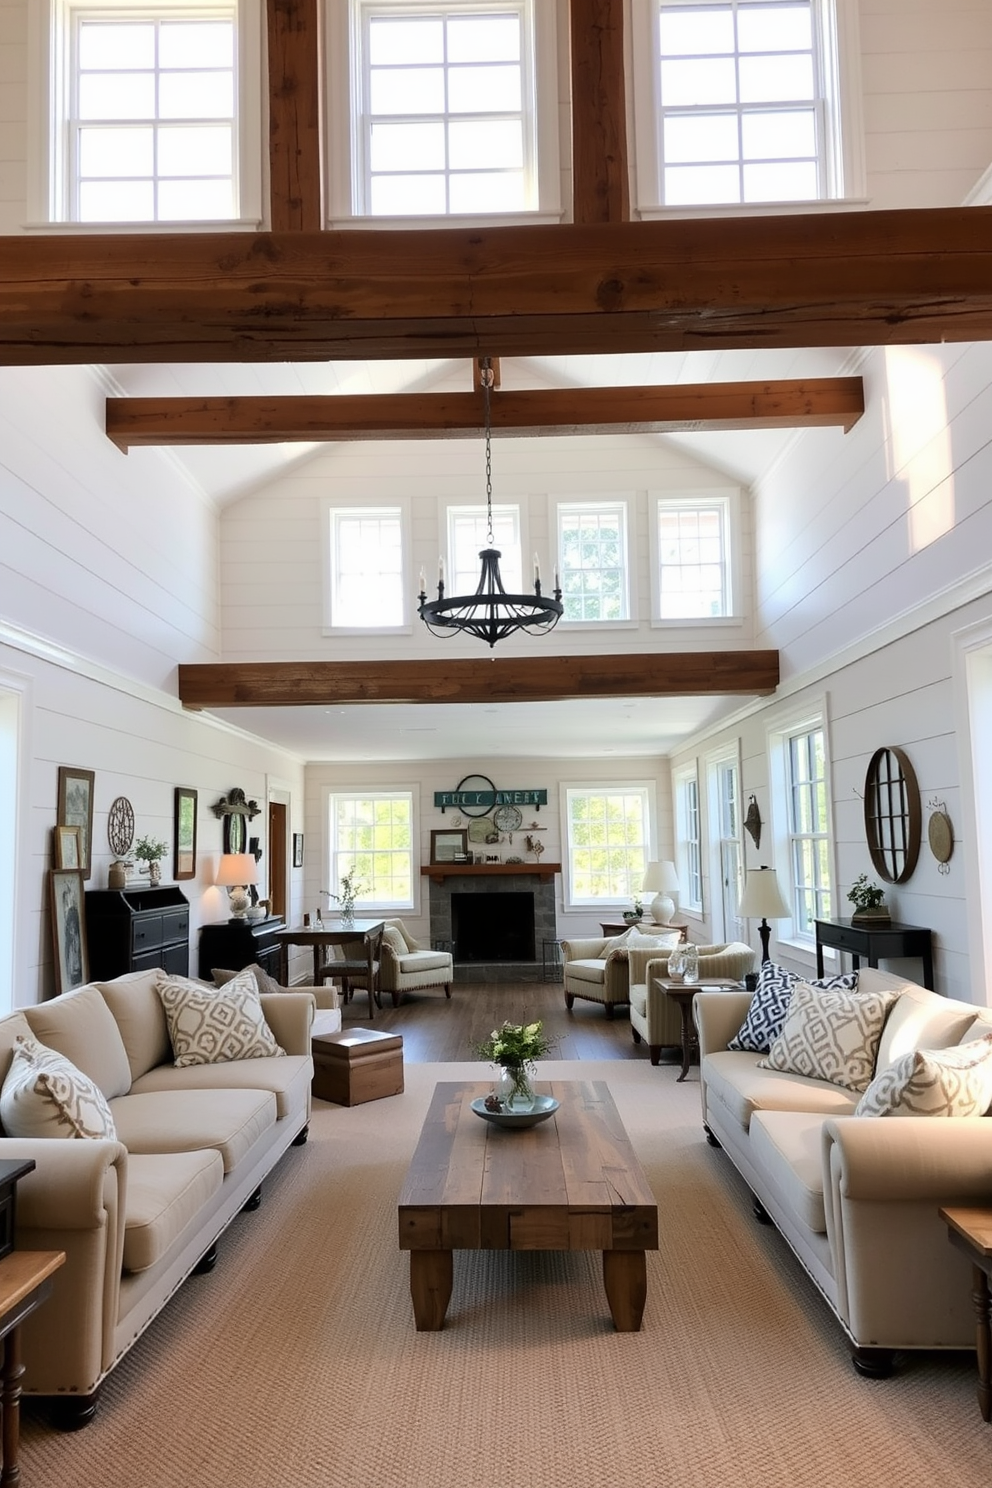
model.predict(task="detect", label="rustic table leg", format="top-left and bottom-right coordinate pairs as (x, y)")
top-left (1, 1327), bottom-right (25, 1487)
top-left (602, 1250), bottom-right (647, 1332)
top-left (677, 994), bottom-right (694, 1082)
top-left (972, 1262), bottom-right (992, 1422)
top-left (409, 1250), bottom-right (453, 1331)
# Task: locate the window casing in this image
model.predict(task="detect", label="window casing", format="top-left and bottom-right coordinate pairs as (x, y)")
top-left (673, 764), bottom-right (702, 910)
top-left (557, 501), bottom-right (630, 624)
top-left (652, 495), bottom-right (733, 621)
top-left (325, 0), bottom-right (561, 225)
top-left (327, 791), bottom-right (416, 910)
top-left (325, 505), bottom-right (407, 632)
top-left (630, 0), bottom-right (864, 215)
top-left (786, 724), bottom-right (831, 939)
top-left (706, 748), bottom-right (743, 940)
top-left (32, 0), bottom-right (263, 227)
top-left (563, 785), bottom-right (654, 908)
top-left (447, 504), bottom-right (522, 595)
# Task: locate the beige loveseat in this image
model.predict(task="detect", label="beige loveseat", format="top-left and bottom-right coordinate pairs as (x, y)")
top-left (0, 968), bottom-right (317, 1425)
top-left (560, 930), bottom-right (681, 1017)
top-left (696, 968), bottom-right (992, 1376)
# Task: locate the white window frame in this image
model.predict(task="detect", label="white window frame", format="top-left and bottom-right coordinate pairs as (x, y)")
top-left (649, 489), bottom-right (739, 625)
top-left (629, 0), bottom-right (866, 219)
top-left (555, 497), bottom-right (635, 628)
top-left (445, 499), bottom-right (524, 596)
top-left (705, 742), bottom-right (743, 942)
top-left (766, 698), bottom-right (834, 958)
top-left (673, 761), bottom-right (702, 912)
top-left (325, 788), bottom-right (418, 913)
top-left (560, 782), bottom-right (656, 911)
top-left (322, 500), bottom-right (412, 634)
top-left (324, 0), bottom-right (562, 227)
top-left (28, 0), bottom-right (263, 229)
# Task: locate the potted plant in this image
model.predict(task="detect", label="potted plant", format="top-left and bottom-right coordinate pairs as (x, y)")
top-left (847, 873), bottom-right (890, 924)
top-left (133, 835), bottom-right (168, 886)
top-left (477, 1019), bottom-right (558, 1113)
top-left (322, 869), bottom-right (366, 927)
top-left (623, 899), bottom-right (643, 924)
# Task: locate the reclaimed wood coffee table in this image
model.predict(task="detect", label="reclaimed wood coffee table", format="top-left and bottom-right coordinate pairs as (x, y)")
top-left (398, 1079), bottom-right (658, 1332)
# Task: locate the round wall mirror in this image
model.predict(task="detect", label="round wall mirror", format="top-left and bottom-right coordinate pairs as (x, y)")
top-left (863, 746), bottom-right (921, 884)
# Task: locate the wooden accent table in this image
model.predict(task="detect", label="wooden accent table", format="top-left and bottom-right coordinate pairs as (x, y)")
top-left (274, 920), bottom-right (385, 1016)
top-left (398, 1080), bottom-right (658, 1332)
top-left (940, 1206), bottom-right (992, 1423)
top-left (814, 917), bottom-right (934, 990)
top-left (654, 979), bottom-right (744, 1081)
top-left (0, 1250), bottom-right (65, 1484)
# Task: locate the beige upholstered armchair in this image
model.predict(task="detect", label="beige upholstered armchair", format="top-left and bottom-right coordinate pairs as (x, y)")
top-left (628, 941), bottom-right (756, 1063)
top-left (377, 920), bottom-right (453, 1007)
top-left (561, 931), bottom-right (681, 1018)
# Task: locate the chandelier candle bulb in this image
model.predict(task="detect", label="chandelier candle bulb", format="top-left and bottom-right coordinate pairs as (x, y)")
top-left (534, 553), bottom-right (540, 581)
top-left (418, 566), bottom-right (426, 594)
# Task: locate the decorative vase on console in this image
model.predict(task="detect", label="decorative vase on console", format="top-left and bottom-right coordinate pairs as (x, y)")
top-left (323, 869), bottom-right (365, 929)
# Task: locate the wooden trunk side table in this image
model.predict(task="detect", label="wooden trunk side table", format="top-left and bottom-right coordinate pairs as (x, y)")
top-left (940, 1206), bottom-right (992, 1423)
top-left (0, 1250), bottom-right (65, 1484)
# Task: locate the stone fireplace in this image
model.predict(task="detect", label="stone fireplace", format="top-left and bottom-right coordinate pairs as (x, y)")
top-left (427, 868), bottom-right (557, 982)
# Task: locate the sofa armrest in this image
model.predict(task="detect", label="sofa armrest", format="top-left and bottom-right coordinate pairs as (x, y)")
top-left (260, 992), bottom-right (315, 1055)
top-left (694, 991), bottom-right (752, 1058)
top-left (822, 1116), bottom-right (992, 1203)
top-left (6, 1139), bottom-right (127, 1230)
top-left (561, 938), bottom-right (613, 962)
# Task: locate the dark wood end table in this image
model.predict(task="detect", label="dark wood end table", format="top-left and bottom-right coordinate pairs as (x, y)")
top-left (814, 918), bottom-right (934, 990)
top-left (940, 1206), bottom-right (992, 1423)
top-left (653, 979), bottom-right (745, 1081)
top-left (0, 1250), bottom-right (65, 1483)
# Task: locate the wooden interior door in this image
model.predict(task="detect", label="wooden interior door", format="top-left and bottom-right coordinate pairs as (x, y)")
top-left (268, 801), bottom-right (287, 921)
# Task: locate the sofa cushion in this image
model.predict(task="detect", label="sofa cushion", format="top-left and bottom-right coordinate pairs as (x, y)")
top-left (109, 1088), bottom-right (276, 1174)
top-left (97, 969), bottom-right (173, 1083)
top-left (381, 926), bottom-right (408, 957)
top-left (855, 1035), bottom-right (992, 1118)
top-left (625, 928), bottom-right (681, 951)
top-left (729, 962), bottom-right (859, 1054)
top-left (703, 1050), bottom-right (859, 1131)
top-left (565, 958), bottom-right (609, 985)
top-left (212, 962), bottom-right (284, 996)
top-left (874, 984), bottom-right (983, 1072)
top-left (386, 919), bottom-right (421, 951)
top-left (130, 1053), bottom-right (312, 1122)
top-left (157, 970), bottom-right (285, 1067)
top-left (0, 1036), bottom-right (117, 1139)
top-left (24, 983), bottom-right (132, 1099)
top-left (123, 1149), bottom-right (224, 1273)
top-left (759, 983), bottom-right (898, 1093)
top-left (396, 950), bottom-right (451, 974)
top-left (749, 1111), bottom-right (830, 1234)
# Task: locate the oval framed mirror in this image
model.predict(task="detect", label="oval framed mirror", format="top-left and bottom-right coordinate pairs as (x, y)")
top-left (864, 746), bottom-right (921, 884)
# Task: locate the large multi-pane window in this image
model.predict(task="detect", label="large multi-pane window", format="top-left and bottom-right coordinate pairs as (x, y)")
top-left (447, 505), bottom-right (522, 595)
top-left (557, 502), bottom-right (629, 623)
top-left (327, 507), bottom-right (405, 629)
top-left (786, 725), bottom-right (831, 936)
top-left (674, 765), bottom-right (702, 909)
top-left (708, 752), bottom-right (742, 937)
top-left (655, 498), bottom-right (731, 619)
top-left (328, 792), bottom-right (415, 909)
top-left (64, 5), bottom-right (239, 223)
top-left (564, 787), bottom-right (652, 906)
top-left (353, 1), bottom-right (534, 217)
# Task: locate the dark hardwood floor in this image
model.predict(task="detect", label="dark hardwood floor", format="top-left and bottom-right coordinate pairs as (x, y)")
top-left (338, 976), bottom-right (666, 1064)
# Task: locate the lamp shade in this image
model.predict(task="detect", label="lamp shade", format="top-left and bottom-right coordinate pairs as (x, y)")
top-left (641, 860), bottom-right (680, 924)
top-left (216, 853), bottom-right (258, 888)
top-left (737, 866), bottom-right (790, 921)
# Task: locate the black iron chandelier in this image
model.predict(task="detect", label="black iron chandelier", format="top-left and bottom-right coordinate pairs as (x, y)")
top-left (418, 358), bottom-right (563, 648)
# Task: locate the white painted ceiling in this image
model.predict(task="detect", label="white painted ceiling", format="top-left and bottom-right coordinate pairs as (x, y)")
top-left (108, 346), bottom-right (857, 761)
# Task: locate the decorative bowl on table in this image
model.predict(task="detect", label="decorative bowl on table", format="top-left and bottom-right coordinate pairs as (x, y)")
top-left (470, 1095), bottom-right (560, 1130)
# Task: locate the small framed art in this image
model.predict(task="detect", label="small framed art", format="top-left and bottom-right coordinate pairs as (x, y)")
top-left (293, 833), bottom-right (304, 868)
top-left (57, 766), bottom-right (95, 879)
top-left (431, 829), bottom-right (468, 864)
top-left (174, 787), bottom-right (198, 881)
top-left (50, 868), bottom-right (89, 995)
top-left (54, 824), bottom-right (82, 871)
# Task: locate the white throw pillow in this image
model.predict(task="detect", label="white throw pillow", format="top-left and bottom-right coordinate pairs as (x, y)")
top-left (0, 1035), bottom-right (117, 1139)
top-left (157, 970), bottom-right (285, 1068)
top-left (855, 1034), bottom-right (992, 1117)
top-left (625, 929), bottom-right (682, 951)
top-left (759, 982), bottom-right (898, 1093)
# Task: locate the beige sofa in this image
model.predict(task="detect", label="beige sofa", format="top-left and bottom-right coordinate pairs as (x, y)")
top-left (696, 968), bottom-right (992, 1376)
top-left (628, 941), bottom-right (756, 1062)
top-left (0, 969), bottom-right (318, 1425)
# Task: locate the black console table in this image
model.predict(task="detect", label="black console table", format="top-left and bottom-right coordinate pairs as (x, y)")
top-left (198, 916), bottom-right (286, 982)
top-left (814, 918), bottom-right (934, 990)
top-left (85, 886), bottom-right (190, 980)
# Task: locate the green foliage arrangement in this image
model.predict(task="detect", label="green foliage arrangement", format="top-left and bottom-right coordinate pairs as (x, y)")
top-left (132, 835), bottom-right (167, 863)
top-left (322, 869), bottom-right (366, 914)
top-left (476, 1019), bottom-right (557, 1068)
top-left (847, 873), bottom-right (885, 912)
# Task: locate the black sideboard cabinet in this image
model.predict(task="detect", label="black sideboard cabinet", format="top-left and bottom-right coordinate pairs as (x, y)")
top-left (85, 886), bottom-right (190, 980)
top-left (198, 916), bottom-right (286, 982)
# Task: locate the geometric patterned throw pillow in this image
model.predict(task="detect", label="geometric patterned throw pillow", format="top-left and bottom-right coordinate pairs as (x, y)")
top-left (729, 961), bottom-right (859, 1053)
top-left (855, 1034), bottom-right (992, 1117)
top-left (0, 1035), bottom-right (118, 1139)
top-left (157, 969), bottom-right (285, 1068)
top-left (759, 983), bottom-right (898, 1092)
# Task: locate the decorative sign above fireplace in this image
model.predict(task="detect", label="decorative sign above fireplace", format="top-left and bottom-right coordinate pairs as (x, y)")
top-left (435, 773), bottom-right (547, 813)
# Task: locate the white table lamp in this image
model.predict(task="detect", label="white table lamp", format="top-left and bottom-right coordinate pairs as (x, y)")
top-left (737, 866), bottom-right (791, 962)
top-left (641, 860), bottom-right (680, 924)
top-left (216, 853), bottom-right (259, 920)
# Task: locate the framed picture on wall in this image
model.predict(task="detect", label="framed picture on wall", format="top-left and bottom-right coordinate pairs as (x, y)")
top-left (293, 833), bottom-right (304, 868)
top-left (50, 868), bottom-right (89, 995)
top-left (173, 787), bottom-right (198, 881)
top-left (54, 824), bottom-right (81, 871)
top-left (431, 829), bottom-right (468, 864)
top-left (57, 766), bottom-right (95, 879)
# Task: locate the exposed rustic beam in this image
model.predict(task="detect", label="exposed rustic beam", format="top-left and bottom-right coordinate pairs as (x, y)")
top-left (177, 652), bottom-right (780, 709)
top-left (3, 208), bottom-right (992, 365)
top-left (266, 0), bottom-right (323, 232)
top-left (106, 377), bottom-right (863, 448)
top-left (570, 0), bottom-right (629, 224)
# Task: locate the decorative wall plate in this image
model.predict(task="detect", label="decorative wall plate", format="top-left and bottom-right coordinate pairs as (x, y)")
top-left (493, 804), bottom-right (523, 833)
top-left (107, 796), bottom-right (135, 858)
top-left (927, 809), bottom-right (953, 865)
top-left (467, 817), bottom-right (493, 843)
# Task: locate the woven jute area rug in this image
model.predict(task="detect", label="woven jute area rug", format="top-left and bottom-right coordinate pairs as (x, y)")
top-left (20, 1060), bottom-right (991, 1488)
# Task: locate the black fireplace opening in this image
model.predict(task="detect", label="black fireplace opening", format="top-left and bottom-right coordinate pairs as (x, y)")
top-left (451, 892), bottom-right (536, 962)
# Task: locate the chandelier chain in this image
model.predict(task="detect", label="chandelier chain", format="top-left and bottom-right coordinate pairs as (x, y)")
top-left (482, 358), bottom-right (494, 545)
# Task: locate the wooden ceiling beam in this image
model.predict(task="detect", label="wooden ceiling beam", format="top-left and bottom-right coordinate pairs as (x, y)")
top-left (177, 652), bottom-right (780, 709)
top-left (570, 0), bottom-right (629, 225)
top-left (4, 208), bottom-right (992, 365)
top-left (266, 0), bottom-right (323, 232)
top-left (106, 377), bottom-right (864, 448)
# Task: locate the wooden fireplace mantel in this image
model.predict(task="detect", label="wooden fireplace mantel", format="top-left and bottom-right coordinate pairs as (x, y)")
top-left (422, 863), bottom-right (561, 885)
